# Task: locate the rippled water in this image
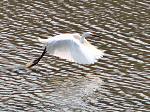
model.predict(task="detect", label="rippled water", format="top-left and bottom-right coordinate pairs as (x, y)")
top-left (0, 0), bottom-right (149, 112)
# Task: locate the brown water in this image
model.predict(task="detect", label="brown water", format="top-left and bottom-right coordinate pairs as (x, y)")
top-left (0, 0), bottom-right (149, 112)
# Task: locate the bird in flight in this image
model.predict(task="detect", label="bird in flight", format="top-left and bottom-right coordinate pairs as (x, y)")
top-left (26, 32), bottom-right (104, 68)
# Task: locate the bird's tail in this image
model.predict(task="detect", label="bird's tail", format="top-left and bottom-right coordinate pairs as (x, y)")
top-left (38, 37), bottom-right (49, 43)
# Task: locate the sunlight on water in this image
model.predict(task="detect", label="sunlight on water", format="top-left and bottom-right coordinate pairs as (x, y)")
top-left (0, 0), bottom-right (149, 111)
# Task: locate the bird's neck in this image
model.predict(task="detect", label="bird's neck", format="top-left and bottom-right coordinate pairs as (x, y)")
top-left (80, 35), bottom-right (85, 43)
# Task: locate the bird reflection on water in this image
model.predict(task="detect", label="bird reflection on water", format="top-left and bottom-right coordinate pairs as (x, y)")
top-left (48, 74), bottom-right (103, 110)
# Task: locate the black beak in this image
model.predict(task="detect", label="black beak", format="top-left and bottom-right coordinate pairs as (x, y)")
top-left (26, 47), bottom-right (47, 68)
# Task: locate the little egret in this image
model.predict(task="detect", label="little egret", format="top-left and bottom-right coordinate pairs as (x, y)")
top-left (26, 32), bottom-right (104, 68)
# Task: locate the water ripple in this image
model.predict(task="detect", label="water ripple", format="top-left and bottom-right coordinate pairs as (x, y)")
top-left (0, 0), bottom-right (149, 111)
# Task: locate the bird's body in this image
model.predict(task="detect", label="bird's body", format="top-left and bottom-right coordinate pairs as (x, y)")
top-left (26, 32), bottom-right (104, 68)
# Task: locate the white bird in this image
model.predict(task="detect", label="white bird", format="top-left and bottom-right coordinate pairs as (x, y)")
top-left (26, 32), bottom-right (104, 68)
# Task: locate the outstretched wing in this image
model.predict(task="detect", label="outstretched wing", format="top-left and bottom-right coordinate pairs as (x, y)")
top-left (83, 39), bottom-right (104, 60)
top-left (45, 37), bottom-right (104, 64)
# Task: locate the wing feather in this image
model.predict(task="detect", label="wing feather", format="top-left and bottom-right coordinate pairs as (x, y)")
top-left (45, 37), bottom-right (104, 64)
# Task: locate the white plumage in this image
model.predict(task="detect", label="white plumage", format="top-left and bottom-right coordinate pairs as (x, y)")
top-left (26, 32), bottom-right (104, 68)
top-left (39, 33), bottom-right (104, 64)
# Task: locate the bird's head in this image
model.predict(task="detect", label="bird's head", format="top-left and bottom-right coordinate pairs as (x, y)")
top-left (82, 32), bottom-right (97, 38)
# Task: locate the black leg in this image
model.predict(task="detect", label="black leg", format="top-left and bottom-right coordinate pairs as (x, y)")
top-left (26, 47), bottom-right (47, 68)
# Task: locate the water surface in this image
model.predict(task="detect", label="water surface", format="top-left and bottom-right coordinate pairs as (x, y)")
top-left (0, 0), bottom-right (149, 111)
